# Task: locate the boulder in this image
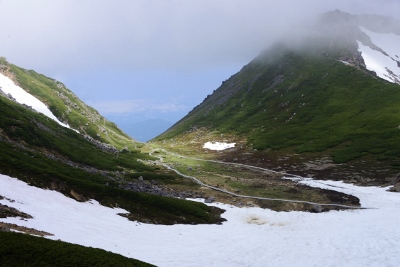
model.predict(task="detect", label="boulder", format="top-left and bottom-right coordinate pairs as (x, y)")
top-left (204, 197), bottom-right (215, 203)
top-left (389, 182), bottom-right (400, 192)
top-left (313, 204), bottom-right (323, 213)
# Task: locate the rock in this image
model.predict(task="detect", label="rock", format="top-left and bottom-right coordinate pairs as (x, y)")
top-left (313, 204), bottom-right (323, 213)
top-left (138, 176), bottom-right (144, 181)
top-left (389, 183), bottom-right (400, 192)
top-left (204, 197), bottom-right (215, 203)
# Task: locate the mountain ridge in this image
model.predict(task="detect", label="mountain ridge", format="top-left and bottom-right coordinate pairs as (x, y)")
top-left (0, 56), bottom-right (226, 226)
top-left (0, 57), bottom-right (135, 151)
top-left (155, 11), bottom-right (400, 187)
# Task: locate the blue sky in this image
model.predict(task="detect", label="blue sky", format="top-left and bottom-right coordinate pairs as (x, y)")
top-left (1, 0), bottom-right (399, 140)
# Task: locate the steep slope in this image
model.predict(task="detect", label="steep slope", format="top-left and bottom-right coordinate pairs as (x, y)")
top-left (0, 59), bottom-right (224, 225)
top-left (0, 231), bottom-right (153, 267)
top-left (155, 11), bottom-right (400, 186)
top-left (0, 57), bottom-right (133, 150)
top-left (2, 171), bottom-right (400, 267)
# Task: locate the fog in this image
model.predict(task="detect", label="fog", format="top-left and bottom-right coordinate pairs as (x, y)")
top-left (0, 0), bottom-right (398, 139)
top-left (1, 0), bottom-right (398, 74)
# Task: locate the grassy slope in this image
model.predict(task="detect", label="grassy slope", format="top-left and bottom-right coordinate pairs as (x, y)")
top-left (156, 47), bottom-right (400, 166)
top-left (0, 85), bottom-right (223, 225)
top-left (0, 231), bottom-right (153, 267)
top-left (0, 57), bottom-right (134, 150)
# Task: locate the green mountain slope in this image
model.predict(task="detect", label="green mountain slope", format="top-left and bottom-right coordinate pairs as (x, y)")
top-left (0, 60), bottom-right (224, 225)
top-left (0, 57), bottom-right (133, 150)
top-left (155, 11), bottom-right (400, 185)
top-left (0, 231), bottom-right (153, 267)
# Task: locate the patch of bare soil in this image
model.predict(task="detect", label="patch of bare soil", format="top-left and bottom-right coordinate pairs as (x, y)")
top-left (0, 200), bottom-right (53, 236)
top-left (0, 203), bottom-right (32, 219)
top-left (167, 148), bottom-right (362, 211)
top-left (0, 222), bottom-right (53, 236)
top-left (219, 146), bottom-right (397, 186)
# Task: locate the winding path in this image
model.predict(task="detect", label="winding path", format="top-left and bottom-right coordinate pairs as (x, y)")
top-left (152, 149), bottom-right (367, 210)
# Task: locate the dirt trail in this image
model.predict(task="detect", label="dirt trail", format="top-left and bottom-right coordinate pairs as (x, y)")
top-left (153, 150), bottom-right (366, 210)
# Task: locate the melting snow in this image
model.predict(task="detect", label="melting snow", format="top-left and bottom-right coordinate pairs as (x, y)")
top-left (358, 27), bottom-right (400, 84)
top-left (0, 73), bottom-right (76, 131)
top-left (1, 173), bottom-right (400, 267)
top-left (203, 142), bottom-right (236, 150)
top-left (339, 60), bottom-right (351, 65)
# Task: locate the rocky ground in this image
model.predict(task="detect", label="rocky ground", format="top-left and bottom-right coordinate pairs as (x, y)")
top-left (0, 198), bottom-right (53, 236)
top-left (216, 146), bottom-right (400, 189)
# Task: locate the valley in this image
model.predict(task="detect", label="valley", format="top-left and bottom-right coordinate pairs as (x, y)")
top-left (145, 144), bottom-right (361, 211)
top-left (1, 170), bottom-right (399, 267)
top-left (1, 8), bottom-right (400, 267)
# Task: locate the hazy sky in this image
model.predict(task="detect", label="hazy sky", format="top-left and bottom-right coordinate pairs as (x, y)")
top-left (1, 0), bottom-right (399, 139)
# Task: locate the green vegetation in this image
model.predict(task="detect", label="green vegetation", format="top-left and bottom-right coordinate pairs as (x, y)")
top-left (158, 151), bottom-right (359, 208)
top-left (0, 231), bottom-right (153, 267)
top-left (0, 57), bottom-right (135, 150)
top-left (0, 96), bottom-right (152, 171)
top-left (156, 46), bottom-right (400, 167)
top-left (0, 87), bottom-right (223, 225)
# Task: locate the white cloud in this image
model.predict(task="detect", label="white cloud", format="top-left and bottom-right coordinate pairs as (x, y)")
top-left (89, 99), bottom-right (188, 115)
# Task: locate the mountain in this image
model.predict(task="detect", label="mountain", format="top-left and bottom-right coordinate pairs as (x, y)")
top-left (118, 118), bottom-right (174, 142)
top-left (0, 57), bottom-right (136, 150)
top-left (0, 57), bottom-right (225, 225)
top-left (2, 10), bottom-right (400, 266)
top-left (154, 10), bottom-right (400, 188)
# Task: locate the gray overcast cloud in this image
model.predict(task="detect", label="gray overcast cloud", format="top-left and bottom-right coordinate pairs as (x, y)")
top-left (1, 0), bottom-right (398, 74)
top-left (0, 0), bottom-right (399, 139)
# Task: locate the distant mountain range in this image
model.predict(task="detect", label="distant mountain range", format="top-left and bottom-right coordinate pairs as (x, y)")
top-left (155, 10), bottom-right (400, 187)
top-left (119, 119), bottom-right (174, 142)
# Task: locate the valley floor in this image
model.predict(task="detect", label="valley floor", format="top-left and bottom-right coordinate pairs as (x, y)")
top-left (1, 173), bottom-right (399, 267)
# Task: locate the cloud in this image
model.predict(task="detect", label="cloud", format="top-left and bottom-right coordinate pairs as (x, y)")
top-left (1, 0), bottom-right (399, 128)
top-left (89, 99), bottom-right (188, 115)
top-left (1, 0), bottom-right (398, 76)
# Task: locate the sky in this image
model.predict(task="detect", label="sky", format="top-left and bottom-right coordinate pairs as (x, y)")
top-left (1, 0), bottom-right (399, 140)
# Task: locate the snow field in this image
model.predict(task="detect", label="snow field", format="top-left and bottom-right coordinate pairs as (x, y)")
top-left (357, 27), bottom-right (400, 84)
top-left (1, 173), bottom-right (400, 267)
top-left (0, 73), bottom-right (76, 131)
top-left (203, 142), bottom-right (236, 150)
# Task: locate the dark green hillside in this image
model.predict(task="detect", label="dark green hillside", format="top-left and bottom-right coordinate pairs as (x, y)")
top-left (158, 45), bottom-right (400, 163)
top-left (155, 25), bottom-right (400, 184)
top-left (0, 93), bottom-right (223, 225)
top-left (0, 231), bottom-right (153, 266)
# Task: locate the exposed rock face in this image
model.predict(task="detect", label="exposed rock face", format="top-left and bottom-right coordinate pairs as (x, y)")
top-left (70, 190), bottom-right (88, 202)
top-left (0, 63), bottom-right (18, 84)
top-left (83, 134), bottom-right (118, 154)
top-left (118, 178), bottom-right (201, 199)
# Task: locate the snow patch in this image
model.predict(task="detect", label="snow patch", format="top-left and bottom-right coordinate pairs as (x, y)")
top-left (339, 60), bottom-right (351, 65)
top-left (0, 73), bottom-right (77, 131)
top-left (1, 173), bottom-right (400, 266)
top-left (203, 142), bottom-right (235, 151)
top-left (358, 27), bottom-right (400, 84)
